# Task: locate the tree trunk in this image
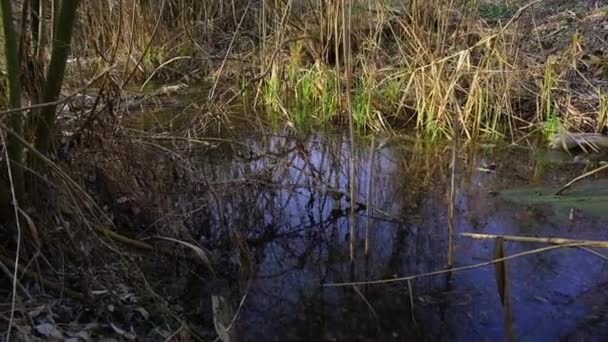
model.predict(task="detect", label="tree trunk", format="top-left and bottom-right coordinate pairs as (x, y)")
top-left (0, 0), bottom-right (26, 206)
top-left (34, 0), bottom-right (80, 155)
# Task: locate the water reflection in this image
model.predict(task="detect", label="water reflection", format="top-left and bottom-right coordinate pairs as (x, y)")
top-left (194, 133), bottom-right (608, 341)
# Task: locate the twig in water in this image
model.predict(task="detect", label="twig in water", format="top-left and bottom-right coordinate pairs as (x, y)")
top-left (353, 285), bottom-right (379, 322)
top-left (407, 279), bottom-right (416, 324)
top-left (555, 163), bottom-right (608, 195)
top-left (460, 232), bottom-right (608, 248)
top-left (578, 247), bottom-right (608, 261)
top-left (323, 242), bottom-right (593, 287)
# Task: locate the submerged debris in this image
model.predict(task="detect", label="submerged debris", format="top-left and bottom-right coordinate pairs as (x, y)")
top-left (549, 132), bottom-right (608, 152)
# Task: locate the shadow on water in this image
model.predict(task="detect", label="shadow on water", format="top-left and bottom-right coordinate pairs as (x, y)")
top-left (184, 132), bottom-right (608, 341)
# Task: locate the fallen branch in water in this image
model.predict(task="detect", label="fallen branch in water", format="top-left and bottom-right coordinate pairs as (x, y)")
top-left (459, 232), bottom-right (608, 248)
top-left (462, 233), bottom-right (608, 262)
top-left (323, 242), bottom-right (592, 287)
top-left (555, 163), bottom-right (608, 195)
top-left (549, 132), bottom-right (608, 152)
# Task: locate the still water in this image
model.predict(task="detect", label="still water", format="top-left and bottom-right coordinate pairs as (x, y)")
top-left (181, 132), bottom-right (608, 341)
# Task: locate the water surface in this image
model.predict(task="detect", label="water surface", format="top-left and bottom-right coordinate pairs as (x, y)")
top-left (184, 133), bottom-right (608, 341)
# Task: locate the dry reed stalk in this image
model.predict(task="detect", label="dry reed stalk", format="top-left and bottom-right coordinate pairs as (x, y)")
top-left (460, 232), bottom-right (608, 248)
top-left (324, 241), bottom-right (595, 287)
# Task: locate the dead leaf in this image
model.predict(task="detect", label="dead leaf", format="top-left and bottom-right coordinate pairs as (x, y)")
top-left (27, 305), bottom-right (46, 318)
top-left (35, 322), bottom-right (64, 340)
top-left (69, 330), bottom-right (91, 341)
top-left (18, 208), bottom-right (42, 248)
top-left (212, 294), bottom-right (233, 342)
top-left (134, 307), bottom-right (149, 320)
top-left (110, 322), bottom-right (136, 341)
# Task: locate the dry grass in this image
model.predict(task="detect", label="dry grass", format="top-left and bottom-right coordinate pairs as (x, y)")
top-left (57, 0), bottom-right (608, 141)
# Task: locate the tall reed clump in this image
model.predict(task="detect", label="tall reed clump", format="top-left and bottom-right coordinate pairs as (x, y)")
top-left (57, 0), bottom-right (551, 141)
top-left (540, 55), bottom-right (561, 141)
top-left (461, 32), bottom-right (518, 140)
top-left (259, 40), bottom-right (340, 129)
top-left (65, 0), bottom-right (537, 139)
top-left (288, 42), bottom-right (313, 128)
top-left (262, 63), bottom-right (284, 127)
top-left (391, 0), bottom-right (523, 140)
top-left (251, 0), bottom-right (528, 139)
top-left (598, 94), bottom-right (608, 132)
top-left (353, 61), bottom-right (376, 130)
top-left (72, 0), bottom-right (256, 87)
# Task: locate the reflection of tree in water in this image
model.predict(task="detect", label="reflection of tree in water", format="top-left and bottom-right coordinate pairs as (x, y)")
top-left (183, 133), bottom-right (608, 341)
top-left (209, 136), bottom-right (438, 338)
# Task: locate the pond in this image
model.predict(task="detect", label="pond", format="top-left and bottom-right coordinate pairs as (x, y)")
top-left (175, 131), bottom-right (608, 341)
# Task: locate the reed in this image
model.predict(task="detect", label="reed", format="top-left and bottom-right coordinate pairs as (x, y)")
top-left (250, 0), bottom-right (529, 139)
top-left (353, 70), bottom-right (373, 130)
top-left (39, 0), bottom-right (607, 142)
top-left (540, 56), bottom-right (562, 141)
top-left (50, 0), bottom-right (573, 141)
top-left (261, 63), bottom-right (284, 127)
top-left (598, 94), bottom-right (608, 133)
